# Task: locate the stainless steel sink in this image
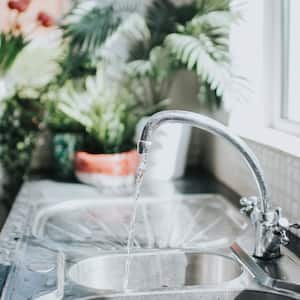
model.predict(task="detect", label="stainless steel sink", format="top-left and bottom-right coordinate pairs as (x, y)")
top-left (32, 194), bottom-right (248, 253)
top-left (68, 250), bottom-right (243, 292)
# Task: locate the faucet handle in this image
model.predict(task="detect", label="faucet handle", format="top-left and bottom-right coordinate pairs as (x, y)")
top-left (290, 222), bottom-right (300, 229)
top-left (240, 196), bottom-right (258, 216)
top-left (278, 217), bottom-right (300, 231)
top-left (280, 229), bottom-right (289, 245)
top-left (276, 208), bottom-right (300, 230)
top-left (274, 208), bottom-right (300, 246)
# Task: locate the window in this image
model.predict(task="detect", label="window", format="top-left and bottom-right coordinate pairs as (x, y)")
top-left (273, 0), bottom-right (300, 134)
top-left (281, 0), bottom-right (300, 123)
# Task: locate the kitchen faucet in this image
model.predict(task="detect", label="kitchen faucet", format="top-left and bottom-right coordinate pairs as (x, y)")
top-left (137, 110), bottom-right (299, 260)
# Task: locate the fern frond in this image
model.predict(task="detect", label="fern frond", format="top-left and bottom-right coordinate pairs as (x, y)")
top-left (166, 33), bottom-right (231, 97)
top-left (126, 60), bottom-right (152, 77)
top-left (63, 5), bottom-right (119, 58)
top-left (127, 46), bottom-right (175, 80)
top-left (188, 11), bottom-right (238, 32)
top-left (99, 13), bottom-right (150, 64)
top-left (146, 0), bottom-right (177, 45)
top-left (195, 0), bottom-right (231, 13)
top-left (58, 81), bottom-right (94, 128)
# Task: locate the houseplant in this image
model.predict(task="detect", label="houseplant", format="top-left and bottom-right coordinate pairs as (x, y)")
top-left (41, 2), bottom-right (152, 186)
top-left (46, 0), bottom-right (242, 186)
top-left (122, 0), bottom-right (241, 179)
top-left (57, 67), bottom-right (141, 193)
top-left (79, 0), bottom-right (241, 108)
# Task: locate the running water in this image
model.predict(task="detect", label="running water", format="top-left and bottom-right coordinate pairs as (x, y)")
top-left (123, 152), bottom-right (148, 291)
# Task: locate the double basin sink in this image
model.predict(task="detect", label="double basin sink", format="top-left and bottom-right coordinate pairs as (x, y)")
top-left (3, 190), bottom-right (298, 299)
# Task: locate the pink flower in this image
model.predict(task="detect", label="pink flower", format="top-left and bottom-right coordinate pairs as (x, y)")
top-left (37, 11), bottom-right (55, 28)
top-left (7, 0), bottom-right (30, 13)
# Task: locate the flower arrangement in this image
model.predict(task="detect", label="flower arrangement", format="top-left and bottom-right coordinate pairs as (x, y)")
top-left (0, 0), bottom-right (55, 77)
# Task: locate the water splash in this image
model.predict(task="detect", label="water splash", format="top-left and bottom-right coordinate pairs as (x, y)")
top-left (123, 152), bottom-right (147, 291)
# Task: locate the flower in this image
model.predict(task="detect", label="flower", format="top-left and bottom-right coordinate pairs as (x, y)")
top-left (37, 11), bottom-right (55, 28)
top-left (7, 0), bottom-right (30, 13)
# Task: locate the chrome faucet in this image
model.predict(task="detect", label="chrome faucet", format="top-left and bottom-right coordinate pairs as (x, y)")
top-left (137, 110), bottom-right (298, 259)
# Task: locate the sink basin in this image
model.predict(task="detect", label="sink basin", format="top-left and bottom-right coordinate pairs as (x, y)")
top-left (68, 250), bottom-right (243, 292)
top-left (32, 194), bottom-right (248, 252)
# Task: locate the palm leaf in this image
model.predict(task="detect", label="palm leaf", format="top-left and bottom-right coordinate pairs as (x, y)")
top-left (174, 3), bottom-right (199, 25)
top-left (146, 0), bottom-right (177, 48)
top-left (165, 7), bottom-right (239, 105)
top-left (129, 1), bottom-right (198, 62)
top-left (195, 0), bottom-right (231, 13)
top-left (98, 13), bottom-right (150, 65)
top-left (166, 33), bottom-right (231, 97)
top-left (63, 5), bottom-right (120, 58)
top-left (56, 50), bottom-right (96, 85)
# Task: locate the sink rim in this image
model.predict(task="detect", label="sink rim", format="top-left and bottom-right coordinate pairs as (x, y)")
top-left (68, 249), bottom-right (245, 294)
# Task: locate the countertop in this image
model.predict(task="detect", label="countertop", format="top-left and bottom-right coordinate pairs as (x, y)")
top-left (0, 169), bottom-right (242, 298)
top-left (0, 170), bottom-right (299, 299)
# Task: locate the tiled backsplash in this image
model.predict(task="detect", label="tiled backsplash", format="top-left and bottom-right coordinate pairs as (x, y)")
top-left (196, 132), bottom-right (300, 236)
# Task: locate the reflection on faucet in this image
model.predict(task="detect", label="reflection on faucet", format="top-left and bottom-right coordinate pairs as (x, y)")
top-left (137, 110), bottom-right (298, 259)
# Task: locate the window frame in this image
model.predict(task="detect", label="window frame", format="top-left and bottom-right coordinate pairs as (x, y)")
top-left (271, 0), bottom-right (300, 136)
top-left (228, 0), bottom-right (300, 158)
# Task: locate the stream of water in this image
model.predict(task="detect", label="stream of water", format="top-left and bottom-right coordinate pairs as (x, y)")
top-left (123, 152), bottom-right (147, 291)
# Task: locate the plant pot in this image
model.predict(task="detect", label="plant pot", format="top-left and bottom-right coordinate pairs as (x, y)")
top-left (75, 150), bottom-right (139, 195)
top-left (52, 133), bottom-right (84, 181)
top-left (136, 117), bottom-right (191, 180)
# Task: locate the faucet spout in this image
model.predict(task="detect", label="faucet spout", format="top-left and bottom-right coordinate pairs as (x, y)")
top-left (138, 110), bottom-right (270, 213)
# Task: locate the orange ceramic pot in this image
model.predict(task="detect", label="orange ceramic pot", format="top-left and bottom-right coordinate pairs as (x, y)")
top-left (75, 150), bottom-right (139, 194)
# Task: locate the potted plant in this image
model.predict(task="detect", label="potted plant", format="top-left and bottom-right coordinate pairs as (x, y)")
top-left (121, 0), bottom-right (240, 179)
top-left (47, 0), bottom-right (242, 184)
top-left (56, 68), bottom-right (142, 194)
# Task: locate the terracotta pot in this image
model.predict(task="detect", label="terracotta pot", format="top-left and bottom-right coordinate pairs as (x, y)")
top-left (75, 150), bottom-right (139, 194)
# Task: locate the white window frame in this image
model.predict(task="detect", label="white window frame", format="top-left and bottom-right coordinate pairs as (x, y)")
top-left (271, 0), bottom-right (300, 136)
top-left (228, 0), bottom-right (300, 158)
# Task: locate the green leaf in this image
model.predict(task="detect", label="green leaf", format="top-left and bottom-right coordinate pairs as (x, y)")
top-left (0, 33), bottom-right (27, 76)
top-left (63, 5), bottom-right (120, 59)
